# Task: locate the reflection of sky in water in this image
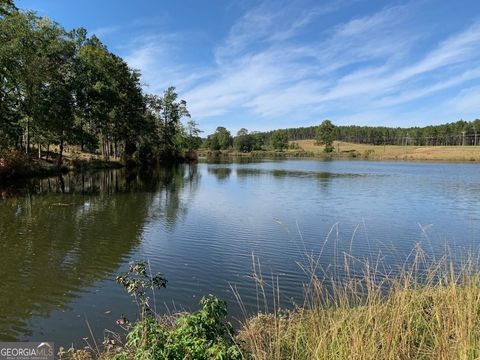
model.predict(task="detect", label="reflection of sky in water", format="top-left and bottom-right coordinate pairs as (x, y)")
top-left (0, 160), bottom-right (480, 346)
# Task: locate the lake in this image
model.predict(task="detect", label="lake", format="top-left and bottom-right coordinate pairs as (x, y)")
top-left (0, 159), bottom-right (479, 346)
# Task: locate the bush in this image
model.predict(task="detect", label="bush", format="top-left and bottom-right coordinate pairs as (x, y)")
top-left (363, 149), bottom-right (375, 159)
top-left (113, 296), bottom-right (241, 360)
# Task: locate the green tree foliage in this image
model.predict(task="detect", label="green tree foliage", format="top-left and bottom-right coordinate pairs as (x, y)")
top-left (75, 35), bottom-right (147, 160)
top-left (0, 0), bottom-right (16, 17)
top-left (233, 128), bottom-right (253, 152)
top-left (144, 87), bottom-right (191, 161)
top-left (268, 129), bottom-right (288, 151)
top-left (259, 119), bottom-right (480, 147)
top-left (316, 120), bottom-right (336, 152)
top-left (159, 87), bottom-right (190, 156)
top-left (232, 129), bottom-right (265, 152)
top-left (183, 119), bottom-right (203, 151)
top-left (206, 127), bottom-right (233, 150)
top-left (0, 6), bottom-right (199, 164)
top-left (0, 11), bottom-right (76, 161)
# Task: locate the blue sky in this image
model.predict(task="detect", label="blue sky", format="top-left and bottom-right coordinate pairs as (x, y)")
top-left (17, 0), bottom-right (480, 134)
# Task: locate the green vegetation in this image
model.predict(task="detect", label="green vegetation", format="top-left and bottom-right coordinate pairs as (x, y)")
top-left (204, 128), bottom-right (287, 153)
top-left (200, 118), bottom-right (480, 161)
top-left (59, 261), bottom-right (240, 360)
top-left (239, 267), bottom-right (480, 359)
top-left (316, 120), bottom-right (335, 153)
top-left (0, 1), bottom-right (201, 179)
top-left (113, 296), bottom-right (241, 360)
top-left (114, 261), bottom-right (239, 360)
top-left (268, 130), bottom-right (289, 151)
top-left (259, 119), bottom-right (480, 146)
top-left (59, 250), bottom-right (480, 360)
top-left (204, 127), bottom-right (233, 151)
top-left (232, 129), bottom-right (264, 153)
top-left (0, 0), bottom-right (15, 17)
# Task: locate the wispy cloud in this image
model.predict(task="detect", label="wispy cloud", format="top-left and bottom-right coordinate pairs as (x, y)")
top-left (91, 25), bottom-right (121, 38)
top-left (123, 34), bottom-right (213, 94)
top-left (122, 0), bottom-right (480, 132)
top-left (448, 85), bottom-right (480, 113)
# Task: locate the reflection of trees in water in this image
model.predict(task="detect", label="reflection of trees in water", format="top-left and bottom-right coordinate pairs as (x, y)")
top-left (234, 168), bottom-right (367, 189)
top-left (203, 157), bottom-right (261, 165)
top-left (207, 167), bottom-right (232, 182)
top-left (235, 168), bottom-right (359, 180)
top-left (234, 168), bottom-right (363, 191)
top-left (147, 164), bottom-right (201, 231)
top-left (0, 164), bottom-right (200, 340)
top-left (235, 168), bottom-right (334, 191)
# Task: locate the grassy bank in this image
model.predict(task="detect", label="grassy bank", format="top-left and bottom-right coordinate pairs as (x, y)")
top-left (197, 148), bottom-right (316, 159)
top-left (296, 140), bottom-right (480, 162)
top-left (197, 141), bottom-right (480, 162)
top-left (239, 269), bottom-right (480, 359)
top-left (59, 249), bottom-right (480, 360)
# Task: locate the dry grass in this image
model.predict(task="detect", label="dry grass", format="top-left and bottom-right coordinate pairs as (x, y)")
top-left (61, 246), bottom-right (480, 359)
top-left (294, 139), bottom-right (480, 161)
top-left (237, 247), bottom-right (480, 360)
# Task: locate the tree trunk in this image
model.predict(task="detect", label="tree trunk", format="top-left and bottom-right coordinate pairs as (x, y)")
top-left (58, 139), bottom-right (64, 166)
top-left (26, 118), bottom-right (30, 156)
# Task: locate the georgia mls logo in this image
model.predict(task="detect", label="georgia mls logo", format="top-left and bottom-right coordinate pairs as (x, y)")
top-left (0, 342), bottom-right (54, 360)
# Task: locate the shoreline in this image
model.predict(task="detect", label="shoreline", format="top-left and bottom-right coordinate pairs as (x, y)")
top-left (2, 144), bottom-right (479, 184)
top-left (198, 141), bottom-right (480, 163)
top-left (0, 150), bottom-right (200, 185)
top-left (0, 157), bottom-right (125, 184)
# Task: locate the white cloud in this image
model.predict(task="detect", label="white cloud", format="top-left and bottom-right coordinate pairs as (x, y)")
top-left (122, 1), bottom-right (480, 132)
top-left (123, 34), bottom-right (213, 94)
top-left (91, 25), bottom-right (121, 38)
top-left (448, 86), bottom-right (480, 113)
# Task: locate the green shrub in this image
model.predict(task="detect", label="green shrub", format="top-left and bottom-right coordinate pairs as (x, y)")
top-left (114, 296), bottom-right (241, 360)
top-left (112, 261), bottom-right (240, 359)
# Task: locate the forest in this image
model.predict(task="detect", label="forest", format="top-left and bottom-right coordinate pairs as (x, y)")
top-left (0, 0), bottom-right (201, 167)
top-left (203, 118), bottom-right (480, 154)
top-left (262, 119), bottom-right (480, 147)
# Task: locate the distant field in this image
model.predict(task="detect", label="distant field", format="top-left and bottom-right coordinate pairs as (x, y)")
top-left (294, 139), bottom-right (480, 162)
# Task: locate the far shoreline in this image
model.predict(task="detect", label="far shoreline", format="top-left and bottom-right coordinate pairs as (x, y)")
top-left (2, 142), bottom-right (479, 186)
top-left (198, 140), bottom-right (480, 163)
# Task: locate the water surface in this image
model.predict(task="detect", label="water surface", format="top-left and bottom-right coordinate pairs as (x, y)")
top-left (0, 159), bottom-right (479, 345)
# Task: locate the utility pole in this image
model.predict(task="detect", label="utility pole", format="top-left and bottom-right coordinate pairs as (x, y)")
top-left (404, 132), bottom-right (409, 154)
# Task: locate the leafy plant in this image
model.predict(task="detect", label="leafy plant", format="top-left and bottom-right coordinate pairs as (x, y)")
top-left (116, 261), bottom-right (167, 317)
top-left (114, 262), bottom-right (241, 359)
top-left (112, 295), bottom-right (241, 360)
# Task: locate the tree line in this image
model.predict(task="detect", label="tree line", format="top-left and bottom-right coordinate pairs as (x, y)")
top-left (0, 1), bottom-right (201, 165)
top-left (263, 119), bottom-right (480, 147)
top-left (203, 127), bottom-right (291, 152)
top-left (203, 117), bottom-right (480, 154)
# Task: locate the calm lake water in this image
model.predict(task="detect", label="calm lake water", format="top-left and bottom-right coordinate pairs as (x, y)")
top-left (0, 159), bottom-right (479, 345)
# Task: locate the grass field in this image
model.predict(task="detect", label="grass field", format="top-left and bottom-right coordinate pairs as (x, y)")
top-left (295, 139), bottom-right (480, 161)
